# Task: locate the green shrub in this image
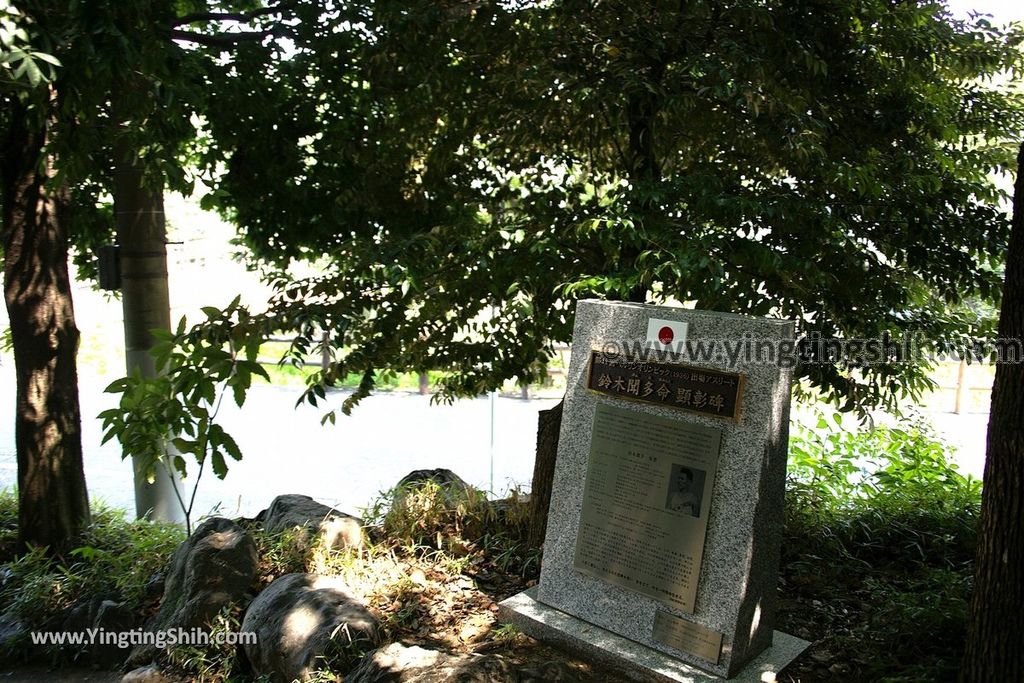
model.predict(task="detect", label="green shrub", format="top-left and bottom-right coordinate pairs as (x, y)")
top-left (787, 410), bottom-right (980, 566)
top-left (164, 604), bottom-right (247, 682)
top-left (0, 492), bottom-right (184, 629)
top-left (364, 480), bottom-right (493, 550)
top-left (781, 409), bottom-right (980, 681)
top-left (251, 525), bottom-right (315, 583)
top-left (0, 488), bottom-right (18, 559)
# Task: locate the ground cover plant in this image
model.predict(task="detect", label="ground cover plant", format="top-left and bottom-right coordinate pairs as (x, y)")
top-left (0, 412), bottom-right (983, 681)
top-left (0, 492), bottom-right (185, 663)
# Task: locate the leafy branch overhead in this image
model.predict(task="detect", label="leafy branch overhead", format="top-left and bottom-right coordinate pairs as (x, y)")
top-left (193, 0), bottom-right (1024, 414)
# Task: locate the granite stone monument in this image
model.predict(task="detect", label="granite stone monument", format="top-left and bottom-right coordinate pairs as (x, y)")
top-left (500, 300), bottom-right (809, 681)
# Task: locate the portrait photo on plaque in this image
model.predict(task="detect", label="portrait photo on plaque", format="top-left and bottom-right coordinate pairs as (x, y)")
top-left (665, 464), bottom-right (706, 518)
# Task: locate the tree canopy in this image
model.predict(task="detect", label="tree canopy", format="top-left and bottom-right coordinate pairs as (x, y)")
top-left (188, 0), bottom-right (1024, 413)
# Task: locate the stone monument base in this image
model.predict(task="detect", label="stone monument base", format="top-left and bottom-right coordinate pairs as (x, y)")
top-left (499, 590), bottom-right (809, 683)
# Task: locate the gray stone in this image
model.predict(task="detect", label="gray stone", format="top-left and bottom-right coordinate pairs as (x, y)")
top-left (40, 596), bottom-right (138, 668)
top-left (500, 589), bottom-right (808, 683)
top-left (260, 494), bottom-right (364, 551)
top-left (91, 600), bottom-right (136, 668)
top-left (142, 573), bottom-right (165, 603)
top-left (513, 301), bottom-right (803, 678)
top-left (241, 573), bottom-right (379, 683)
top-left (0, 612), bottom-right (25, 651)
top-left (128, 517), bottom-right (257, 666)
top-left (345, 642), bottom-right (579, 683)
top-left (394, 469), bottom-right (475, 504)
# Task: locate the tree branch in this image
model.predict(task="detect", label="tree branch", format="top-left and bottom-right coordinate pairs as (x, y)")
top-left (170, 27), bottom-right (289, 48)
top-left (173, 3), bottom-right (295, 27)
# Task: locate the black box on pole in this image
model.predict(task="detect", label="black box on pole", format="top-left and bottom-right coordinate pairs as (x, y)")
top-left (97, 245), bottom-right (121, 291)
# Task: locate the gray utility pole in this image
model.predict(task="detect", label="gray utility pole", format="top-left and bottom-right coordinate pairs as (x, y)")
top-left (113, 142), bottom-right (184, 523)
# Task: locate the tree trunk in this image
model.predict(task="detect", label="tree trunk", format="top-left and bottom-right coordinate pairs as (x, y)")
top-left (525, 83), bottom-right (658, 551)
top-left (527, 400), bottom-right (563, 549)
top-left (113, 139), bottom-right (184, 523)
top-left (960, 143), bottom-right (1024, 681)
top-left (1, 99), bottom-right (90, 554)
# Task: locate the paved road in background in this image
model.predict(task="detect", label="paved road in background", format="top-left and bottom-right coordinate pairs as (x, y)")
top-left (0, 362), bottom-right (558, 520)
top-left (0, 191), bottom-right (990, 523)
top-left (0, 362), bottom-right (987, 523)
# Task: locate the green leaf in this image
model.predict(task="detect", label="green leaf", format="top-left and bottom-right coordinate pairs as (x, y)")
top-left (219, 431), bottom-right (242, 461)
top-left (211, 451), bottom-right (228, 479)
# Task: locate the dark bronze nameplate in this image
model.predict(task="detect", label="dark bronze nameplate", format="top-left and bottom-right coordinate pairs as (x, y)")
top-left (652, 611), bottom-right (724, 664)
top-left (586, 351), bottom-right (744, 421)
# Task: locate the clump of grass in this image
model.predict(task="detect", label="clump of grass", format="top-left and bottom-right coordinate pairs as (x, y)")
top-left (362, 481), bottom-right (535, 574)
top-left (0, 488), bottom-right (17, 558)
top-left (364, 479), bottom-right (494, 550)
top-left (0, 493), bottom-right (184, 662)
top-left (251, 525), bottom-right (315, 588)
top-left (491, 623), bottom-right (522, 645)
top-left (163, 604), bottom-right (247, 682)
top-left (0, 497), bottom-right (184, 624)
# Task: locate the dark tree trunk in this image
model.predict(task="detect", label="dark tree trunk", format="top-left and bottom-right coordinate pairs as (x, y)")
top-left (1, 99), bottom-right (90, 554)
top-left (960, 143), bottom-right (1024, 681)
top-left (525, 78), bottom-right (660, 550)
top-left (527, 400), bottom-right (563, 549)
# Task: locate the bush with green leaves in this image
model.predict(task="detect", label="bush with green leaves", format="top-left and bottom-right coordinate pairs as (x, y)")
top-left (98, 297), bottom-right (268, 534)
top-left (164, 604), bottom-right (247, 682)
top-left (781, 410), bottom-right (981, 682)
top-left (788, 410), bottom-right (980, 514)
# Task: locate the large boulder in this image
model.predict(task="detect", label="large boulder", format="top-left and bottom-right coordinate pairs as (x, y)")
top-left (258, 494), bottom-right (363, 551)
top-left (127, 517), bottom-right (257, 666)
top-left (345, 643), bottom-right (579, 683)
top-left (241, 573), bottom-right (379, 682)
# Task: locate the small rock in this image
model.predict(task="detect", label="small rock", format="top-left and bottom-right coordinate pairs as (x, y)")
top-left (93, 600), bottom-right (136, 667)
top-left (143, 573), bottom-right (165, 602)
top-left (0, 612), bottom-right (25, 650)
top-left (121, 665), bottom-right (182, 682)
top-left (260, 494), bottom-right (364, 551)
top-left (241, 573), bottom-right (379, 683)
top-left (52, 596), bottom-right (138, 668)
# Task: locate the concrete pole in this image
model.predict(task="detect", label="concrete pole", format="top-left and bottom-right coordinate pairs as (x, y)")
top-left (114, 140), bottom-right (185, 523)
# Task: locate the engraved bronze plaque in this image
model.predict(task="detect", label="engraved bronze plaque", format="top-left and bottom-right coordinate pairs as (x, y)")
top-left (652, 611), bottom-right (724, 664)
top-left (586, 351), bottom-right (744, 421)
top-left (573, 403), bottom-right (722, 613)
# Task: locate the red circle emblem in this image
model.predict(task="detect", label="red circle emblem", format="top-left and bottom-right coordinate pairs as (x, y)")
top-left (658, 326), bottom-right (674, 345)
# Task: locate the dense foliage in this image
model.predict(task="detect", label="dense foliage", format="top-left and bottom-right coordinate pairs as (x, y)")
top-left (0, 490), bottom-right (185, 661)
top-left (782, 412), bottom-right (981, 681)
top-left (191, 0), bottom-right (1024, 414)
top-left (1, 0), bottom-right (207, 265)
